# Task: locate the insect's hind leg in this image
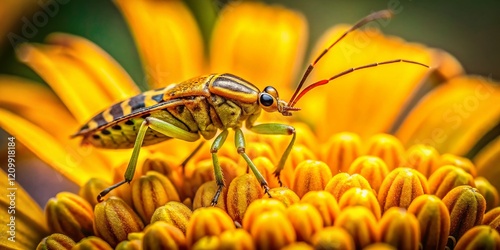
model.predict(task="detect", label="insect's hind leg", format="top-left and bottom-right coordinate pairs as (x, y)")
top-left (97, 117), bottom-right (200, 202)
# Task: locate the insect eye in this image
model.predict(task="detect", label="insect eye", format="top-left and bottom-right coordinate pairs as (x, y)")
top-left (259, 93), bottom-right (274, 107)
top-left (264, 86), bottom-right (278, 97)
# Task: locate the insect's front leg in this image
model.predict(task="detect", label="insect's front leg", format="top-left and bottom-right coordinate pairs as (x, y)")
top-left (246, 123), bottom-right (296, 186)
top-left (97, 117), bottom-right (200, 202)
top-left (234, 128), bottom-right (273, 198)
top-left (209, 129), bottom-right (229, 206)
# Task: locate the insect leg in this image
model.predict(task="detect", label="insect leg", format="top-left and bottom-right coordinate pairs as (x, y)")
top-left (210, 129), bottom-right (229, 205)
top-left (97, 117), bottom-right (200, 202)
top-left (234, 128), bottom-right (272, 197)
top-left (247, 123), bottom-right (296, 186)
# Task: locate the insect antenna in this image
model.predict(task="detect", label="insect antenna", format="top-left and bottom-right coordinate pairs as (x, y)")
top-left (287, 9), bottom-right (395, 107)
top-left (288, 59), bottom-right (429, 107)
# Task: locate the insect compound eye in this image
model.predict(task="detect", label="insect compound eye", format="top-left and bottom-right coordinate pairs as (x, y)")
top-left (263, 86), bottom-right (279, 97)
top-left (259, 93), bottom-right (274, 107)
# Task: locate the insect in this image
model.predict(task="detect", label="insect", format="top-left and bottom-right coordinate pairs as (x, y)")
top-left (73, 10), bottom-right (428, 205)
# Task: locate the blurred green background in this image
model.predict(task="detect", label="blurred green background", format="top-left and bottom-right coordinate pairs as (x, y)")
top-left (0, 0), bottom-right (499, 205)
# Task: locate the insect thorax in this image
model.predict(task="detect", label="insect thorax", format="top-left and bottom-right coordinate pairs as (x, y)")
top-left (209, 94), bottom-right (261, 130)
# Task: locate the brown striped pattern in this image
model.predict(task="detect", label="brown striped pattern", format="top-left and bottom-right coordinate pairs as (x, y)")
top-left (209, 74), bottom-right (259, 103)
top-left (75, 86), bottom-right (171, 135)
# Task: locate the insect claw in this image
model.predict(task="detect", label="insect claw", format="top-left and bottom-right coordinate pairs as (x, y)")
top-left (273, 171), bottom-right (284, 186)
top-left (96, 179), bottom-right (129, 202)
top-left (211, 184), bottom-right (224, 206)
top-left (97, 190), bottom-right (108, 202)
top-left (281, 106), bottom-right (301, 116)
top-left (263, 185), bottom-right (272, 198)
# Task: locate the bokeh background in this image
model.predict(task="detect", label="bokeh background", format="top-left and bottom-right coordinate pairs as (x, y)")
top-left (0, 0), bottom-right (499, 205)
top-left (1, 0), bottom-right (499, 84)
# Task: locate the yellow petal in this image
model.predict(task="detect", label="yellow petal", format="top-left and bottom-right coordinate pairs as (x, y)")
top-left (11, 40), bottom-right (142, 170)
top-left (396, 76), bottom-right (500, 155)
top-left (210, 2), bottom-right (307, 90)
top-left (0, 76), bottom-right (132, 174)
top-left (474, 137), bottom-right (500, 191)
top-left (16, 43), bottom-right (116, 123)
top-left (0, 76), bottom-right (78, 141)
top-left (302, 24), bottom-right (457, 141)
top-left (429, 48), bottom-right (464, 81)
top-left (16, 32), bottom-right (138, 121)
top-left (115, 0), bottom-right (205, 88)
top-left (0, 169), bottom-right (49, 250)
top-left (45, 33), bottom-right (140, 100)
top-left (0, 109), bottom-right (113, 186)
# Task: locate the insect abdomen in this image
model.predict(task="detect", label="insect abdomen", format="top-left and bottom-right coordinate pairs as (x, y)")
top-left (83, 117), bottom-right (168, 149)
top-left (75, 75), bottom-right (215, 136)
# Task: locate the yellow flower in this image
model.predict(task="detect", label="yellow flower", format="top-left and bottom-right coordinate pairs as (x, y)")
top-left (454, 225), bottom-right (500, 250)
top-left (378, 207), bottom-right (420, 249)
top-left (114, 0), bottom-right (205, 89)
top-left (0, 1), bottom-right (499, 249)
top-left (443, 185), bottom-right (486, 245)
top-left (0, 170), bottom-right (48, 249)
top-left (334, 206), bottom-right (379, 249)
top-left (407, 195), bottom-right (450, 250)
